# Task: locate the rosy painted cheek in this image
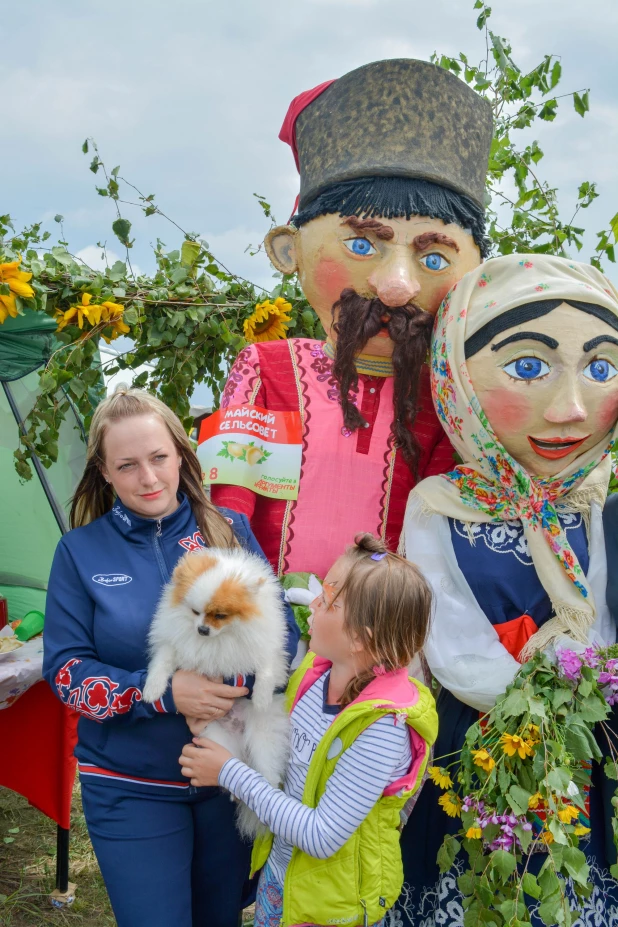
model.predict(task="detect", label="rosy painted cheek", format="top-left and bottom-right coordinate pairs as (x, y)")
top-left (480, 388), bottom-right (534, 434)
top-left (597, 391), bottom-right (618, 432)
top-left (425, 281), bottom-right (454, 316)
top-left (313, 258), bottom-right (352, 306)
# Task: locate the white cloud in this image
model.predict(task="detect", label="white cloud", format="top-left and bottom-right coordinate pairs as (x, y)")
top-left (75, 245), bottom-right (143, 279)
top-left (2, 0), bottom-right (616, 289)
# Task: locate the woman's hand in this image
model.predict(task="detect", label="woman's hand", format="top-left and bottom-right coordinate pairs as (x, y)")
top-left (171, 670), bottom-right (247, 721)
top-left (179, 737), bottom-right (233, 787)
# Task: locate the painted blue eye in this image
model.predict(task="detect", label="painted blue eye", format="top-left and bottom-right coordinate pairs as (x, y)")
top-left (583, 359), bottom-right (618, 382)
top-left (420, 253), bottom-right (449, 271)
top-left (503, 357), bottom-right (550, 380)
top-left (344, 237), bottom-right (377, 256)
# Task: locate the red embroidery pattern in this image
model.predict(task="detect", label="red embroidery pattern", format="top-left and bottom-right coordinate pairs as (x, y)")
top-left (178, 530), bottom-right (206, 552)
top-left (55, 658), bottom-right (143, 721)
top-left (221, 346), bottom-right (255, 409)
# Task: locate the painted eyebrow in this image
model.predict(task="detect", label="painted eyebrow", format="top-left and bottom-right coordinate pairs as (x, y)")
top-left (491, 332), bottom-right (559, 352)
top-left (412, 231), bottom-right (460, 254)
top-left (583, 335), bottom-right (618, 352)
top-left (341, 216), bottom-right (394, 241)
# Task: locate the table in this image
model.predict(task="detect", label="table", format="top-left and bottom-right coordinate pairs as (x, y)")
top-left (0, 631), bottom-right (78, 899)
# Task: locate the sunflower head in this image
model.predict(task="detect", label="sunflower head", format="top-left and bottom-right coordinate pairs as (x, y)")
top-left (471, 748), bottom-right (495, 773)
top-left (438, 791), bottom-right (462, 818)
top-left (501, 732), bottom-right (534, 759)
top-left (428, 766), bottom-right (453, 790)
top-left (244, 297), bottom-right (292, 343)
top-left (0, 257), bottom-right (34, 324)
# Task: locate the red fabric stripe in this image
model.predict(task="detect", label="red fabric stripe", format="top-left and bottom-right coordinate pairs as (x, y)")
top-left (78, 764), bottom-right (189, 788)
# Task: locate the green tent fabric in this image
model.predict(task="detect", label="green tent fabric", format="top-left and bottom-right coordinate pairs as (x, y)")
top-left (0, 308), bottom-right (87, 622)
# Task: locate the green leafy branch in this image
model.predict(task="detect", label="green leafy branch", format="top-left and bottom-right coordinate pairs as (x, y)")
top-left (432, 647), bottom-right (618, 925)
top-left (433, 1), bottom-right (617, 269)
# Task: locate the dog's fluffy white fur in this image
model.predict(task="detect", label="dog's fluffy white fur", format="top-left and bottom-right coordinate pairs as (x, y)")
top-left (143, 546), bottom-right (290, 836)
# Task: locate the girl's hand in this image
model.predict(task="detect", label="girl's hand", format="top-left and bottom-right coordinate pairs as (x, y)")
top-left (172, 670), bottom-right (248, 720)
top-left (179, 738), bottom-right (233, 787)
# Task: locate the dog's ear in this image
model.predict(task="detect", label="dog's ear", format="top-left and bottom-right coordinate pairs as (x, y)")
top-left (171, 552), bottom-right (217, 606)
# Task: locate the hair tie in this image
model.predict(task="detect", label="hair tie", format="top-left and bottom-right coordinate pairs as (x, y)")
top-left (371, 552), bottom-right (387, 561)
top-left (372, 664), bottom-right (387, 676)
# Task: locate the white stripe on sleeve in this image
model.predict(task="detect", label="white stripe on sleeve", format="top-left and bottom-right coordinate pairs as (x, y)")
top-left (219, 714), bottom-right (410, 860)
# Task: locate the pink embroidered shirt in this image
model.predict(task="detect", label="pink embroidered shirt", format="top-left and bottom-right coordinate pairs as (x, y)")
top-left (211, 339), bottom-right (455, 578)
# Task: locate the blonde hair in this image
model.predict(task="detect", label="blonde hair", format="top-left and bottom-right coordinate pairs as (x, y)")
top-left (334, 533), bottom-right (432, 707)
top-left (70, 388), bottom-right (237, 549)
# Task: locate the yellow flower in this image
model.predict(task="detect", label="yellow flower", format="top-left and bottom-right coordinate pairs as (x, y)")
top-left (55, 294), bottom-right (130, 343)
top-left (0, 258), bottom-right (34, 323)
top-left (427, 767), bottom-right (453, 789)
top-left (99, 300), bottom-right (130, 343)
top-left (56, 292), bottom-right (102, 331)
top-left (557, 804), bottom-right (580, 824)
top-left (244, 297), bottom-right (292, 343)
top-left (501, 732), bottom-right (534, 759)
top-left (574, 824), bottom-right (591, 836)
top-left (528, 792), bottom-right (546, 810)
top-left (466, 826), bottom-right (482, 840)
top-left (540, 830), bottom-right (554, 846)
top-left (438, 791), bottom-right (462, 818)
top-left (472, 748), bottom-right (495, 773)
top-left (524, 723), bottom-right (541, 746)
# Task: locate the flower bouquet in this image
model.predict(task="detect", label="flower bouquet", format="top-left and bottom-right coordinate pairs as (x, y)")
top-left (430, 645), bottom-right (618, 926)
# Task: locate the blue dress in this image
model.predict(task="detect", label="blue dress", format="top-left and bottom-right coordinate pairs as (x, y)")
top-left (393, 514), bottom-right (618, 927)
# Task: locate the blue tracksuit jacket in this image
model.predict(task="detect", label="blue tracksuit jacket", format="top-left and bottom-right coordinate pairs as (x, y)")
top-left (43, 494), bottom-right (299, 790)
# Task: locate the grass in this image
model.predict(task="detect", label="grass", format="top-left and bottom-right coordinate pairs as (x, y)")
top-left (0, 784), bottom-right (113, 926)
top-left (0, 786), bottom-right (255, 926)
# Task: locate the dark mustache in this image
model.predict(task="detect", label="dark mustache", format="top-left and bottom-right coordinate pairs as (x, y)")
top-left (330, 288), bottom-right (434, 470)
top-left (332, 288), bottom-right (428, 360)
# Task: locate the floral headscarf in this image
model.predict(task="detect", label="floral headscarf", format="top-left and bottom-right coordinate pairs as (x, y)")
top-left (412, 253), bottom-right (618, 655)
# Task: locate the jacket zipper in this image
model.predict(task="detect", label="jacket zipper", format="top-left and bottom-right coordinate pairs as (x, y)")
top-left (153, 519), bottom-right (169, 583)
top-left (358, 840), bottom-right (368, 926)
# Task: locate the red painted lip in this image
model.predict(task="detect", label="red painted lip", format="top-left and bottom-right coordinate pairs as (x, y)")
top-left (527, 435), bottom-right (590, 460)
top-left (140, 489), bottom-right (163, 500)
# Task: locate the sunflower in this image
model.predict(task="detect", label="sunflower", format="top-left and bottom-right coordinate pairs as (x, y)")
top-left (540, 830), bottom-right (554, 846)
top-left (574, 824), bottom-right (591, 836)
top-left (501, 732), bottom-right (534, 759)
top-left (471, 748), bottom-right (495, 773)
top-left (438, 791), bottom-right (462, 818)
top-left (244, 297), bottom-right (292, 343)
top-left (428, 766), bottom-right (453, 789)
top-left (466, 826), bottom-right (482, 840)
top-left (0, 258), bottom-right (34, 323)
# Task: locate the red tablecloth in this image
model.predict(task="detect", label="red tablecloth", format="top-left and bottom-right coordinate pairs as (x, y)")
top-left (0, 681), bottom-right (78, 828)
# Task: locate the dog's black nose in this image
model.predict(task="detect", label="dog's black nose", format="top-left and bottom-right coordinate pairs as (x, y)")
top-left (197, 625), bottom-right (210, 636)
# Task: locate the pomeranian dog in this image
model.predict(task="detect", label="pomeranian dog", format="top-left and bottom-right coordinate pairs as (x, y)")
top-left (143, 546), bottom-right (290, 836)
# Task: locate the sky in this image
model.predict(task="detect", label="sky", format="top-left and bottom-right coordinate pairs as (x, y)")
top-left (3, 0), bottom-right (617, 404)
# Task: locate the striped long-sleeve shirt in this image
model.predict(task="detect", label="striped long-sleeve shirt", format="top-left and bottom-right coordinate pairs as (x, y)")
top-left (219, 670), bottom-right (412, 887)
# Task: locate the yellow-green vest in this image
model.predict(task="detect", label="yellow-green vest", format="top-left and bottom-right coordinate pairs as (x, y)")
top-left (251, 652), bottom-right (438, 927)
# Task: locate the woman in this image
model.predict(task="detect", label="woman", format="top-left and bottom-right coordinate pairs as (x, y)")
top-left (43, 388), bottom-right (300, 927)
top-left (395, 254), bottom-right (618, 925)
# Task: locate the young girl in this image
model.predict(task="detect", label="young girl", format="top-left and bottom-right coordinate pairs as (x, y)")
top-left (179, 533), bottom-right (438, 927)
